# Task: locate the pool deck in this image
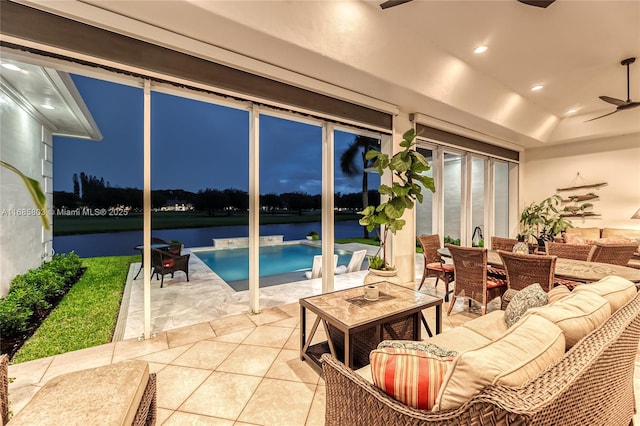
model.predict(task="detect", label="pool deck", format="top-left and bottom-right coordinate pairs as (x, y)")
top-left (116, 242), bottom-right (387, 341)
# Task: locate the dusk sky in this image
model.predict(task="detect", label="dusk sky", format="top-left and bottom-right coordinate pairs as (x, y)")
top-left (53, 74), bottom-right (378, 196)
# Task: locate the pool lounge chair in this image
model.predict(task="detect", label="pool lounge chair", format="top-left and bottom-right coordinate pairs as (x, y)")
top-left (305, 254), bottom-right (338, 279)
top-left (335, 250), bottom-right (368, 274)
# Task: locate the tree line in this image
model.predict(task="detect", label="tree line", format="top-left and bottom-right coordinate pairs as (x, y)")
top-left (54, 173), bottom-right (379, 215)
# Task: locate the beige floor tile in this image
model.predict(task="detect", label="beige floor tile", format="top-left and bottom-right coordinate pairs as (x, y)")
top-left (212, 328), bottom-right (253, 344)
top-left (237, 378), bottom-right (316, 425)
top-left (265, 349), bottom-right (320, 384)
top-left (283, 330), bottom-right (301, 350)
top-left (242, 325), bottom-right (294, 348)
top-left (277, 302), bottom-right (301, 317)
top-left (305, 385), bottom-right (326, 426)
top-left (179, 371), bottom-right (262, 420)
top-left (269, 316), bottom-right (299, 328)
top-left (112, 332), bottom-right (169, 363)
top-left (167, 322), bottom-right (216, 348)
top-left (156, 364), bottom-right (212, 410)
top-left (157, 407), bottom-right (174, 425)
top-left (210, 314), bottom-right (257, 336)
top-left (172, 340), bottom-right (238, 370)
top-left (217, 345), bottom-right (281, 377)
top-left (41, 343), bottom-right (114, 381)
top-left (163, 411), bottom-right (235, 425)
top-left (234, 423), bottom-right (262, 426)
top-left (248, 307), bottom-right (290, 326)
top-left (135, 343), bottom-right (192, 365)
top-left (8, 357), bottom-right (53, 389)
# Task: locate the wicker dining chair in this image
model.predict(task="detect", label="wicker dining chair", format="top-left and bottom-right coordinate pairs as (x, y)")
top-left (488, 236), bottom-right (518, 278)
top-left (545, 241), bottom-right (595, 261)
top-left (590, 243), bottom-right (639, 266)
top-left (151, 248), bottom-right (190, 288)
top-left (417, 235), bottom-right (455, 300)
top-left (497, 250), bottom-right (557, 292)
top-left (447, 244), bottom-right (507, 315)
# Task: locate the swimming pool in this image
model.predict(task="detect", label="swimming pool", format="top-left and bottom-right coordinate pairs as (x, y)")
top-left (193, 244), bottom-right (353, 284)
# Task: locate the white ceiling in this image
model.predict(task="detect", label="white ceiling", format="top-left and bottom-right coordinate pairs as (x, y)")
top-left (11, 0), bottom-right (640, 149)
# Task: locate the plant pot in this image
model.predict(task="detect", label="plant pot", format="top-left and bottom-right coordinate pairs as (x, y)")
top-left (364, 268), bottom-right (400, 285)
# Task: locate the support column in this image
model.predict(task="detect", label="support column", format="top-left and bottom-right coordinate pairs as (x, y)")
top-left (143, 79), bottom-right (151, 340)
top-left (321, 124), bottom-right (335, 293)
top-left (248, 106), bottom-right (260, 312)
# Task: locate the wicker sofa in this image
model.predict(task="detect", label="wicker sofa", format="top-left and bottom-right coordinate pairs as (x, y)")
top-left (322, 276), bottom-right (640, 426)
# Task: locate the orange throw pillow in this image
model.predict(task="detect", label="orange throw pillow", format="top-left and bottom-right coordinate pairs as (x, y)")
top-left (370, 347), bottom-right (453, 410)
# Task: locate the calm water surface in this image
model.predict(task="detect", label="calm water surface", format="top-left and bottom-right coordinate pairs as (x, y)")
top-left (53, 221), bottom-right (372, 257)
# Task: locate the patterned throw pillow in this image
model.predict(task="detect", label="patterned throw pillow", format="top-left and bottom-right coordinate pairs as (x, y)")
top-left (504, 283), bottom-right (548, 327)
top-left (370, 347), bottom-right (454, 410)
top-left (377, 340), bottom-right (458, 358)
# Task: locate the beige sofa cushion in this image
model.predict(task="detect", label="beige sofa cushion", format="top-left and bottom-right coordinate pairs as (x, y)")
top-left (565, 227), bottom-right (601, 240)
top-left (527, 291), bottom-right (611, 350)
top-left (547, 285), bottom-right (571, 303)
top-left (573, 275), bottom-right (637, 312)
top-left (9, 360), bottom-right (149, 426)
top-left (602, 228), bottom-right (640, 238)
top-left (427, 326), bottom-right (492, 353)
top-left (460, 310), bottom-right (508, 341)
top-left (433, 314), bottom-right (565, 411)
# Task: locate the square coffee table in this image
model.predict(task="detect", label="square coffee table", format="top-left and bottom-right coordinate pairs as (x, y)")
top-left (299, 281), bottom-right (442, 372)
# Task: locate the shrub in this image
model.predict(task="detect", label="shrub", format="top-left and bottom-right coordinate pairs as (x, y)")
top-left (0, 294), bottom-right (33, 336)
top-left (46, 252), bottom-right (82, 284)
top-left (8, 277), bottom-right (50, 314)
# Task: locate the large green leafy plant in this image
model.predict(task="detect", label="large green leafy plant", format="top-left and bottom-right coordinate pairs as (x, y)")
top-left (359, 129), bottom-right (435, 270)
top-left (519, 195), bottom-right (572, 247)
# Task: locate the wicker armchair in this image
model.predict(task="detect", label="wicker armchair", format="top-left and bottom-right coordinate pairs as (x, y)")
top-left (490, 236), bottom-right (517, 251)
top-left (545, 241), bottom-right (595, 261)
top-left (151, 248), bottom-right (190, 288)
top-left (447, 245), bottom-right (507, 315)
top-left (321, 291), bottom-right (640, 426)
top-left (417, 235), bottom-right (454, 300)
top-left (151, 237), bottom-right (181, 254)
top-left (497, 250), bottom-right (557, 292)
top-left (591, 243), bottom-right (639, 266)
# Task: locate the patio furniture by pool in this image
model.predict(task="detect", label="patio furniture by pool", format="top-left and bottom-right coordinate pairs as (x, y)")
top-left (304, 254), bottom-right (338, 279)
top-left (151, 237), bottom-right (181, 254)
top-left (335, 250), bottom-right (368, 274)
top-left (0, 354), bottom-right (156, 426)
top-left (151, 248), bottom-right (190, 288)
top-left (447, 245), bottom-right (508, 315)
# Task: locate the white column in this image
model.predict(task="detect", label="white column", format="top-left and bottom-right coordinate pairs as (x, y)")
top-left (486, 158), bottom-right (496, 246)
top-left (248, 106), bottom-right (260, 312)
top-left (143, 79), bottom-right (152, 340)
top-left (321, 124), bottom-right (335, 293)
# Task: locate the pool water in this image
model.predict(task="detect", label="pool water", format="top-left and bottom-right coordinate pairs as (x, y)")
top-left (194, 244), bottom-right (353, 283)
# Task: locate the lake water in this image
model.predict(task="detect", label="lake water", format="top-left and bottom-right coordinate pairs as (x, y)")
top-left (53, 220), bottom-right (373, 257)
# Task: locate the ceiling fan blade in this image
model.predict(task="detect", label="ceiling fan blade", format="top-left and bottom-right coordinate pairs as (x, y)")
top-left (618, 101), bottom-right (640, 110)
top-left (517, 0), bottom-right (556, 8)
top-left (380, 0), bottom-right (413, 10)
top-left (599, 96), bottom-right (626, 106)
top-left (585, 110), bottom-right (618, 122)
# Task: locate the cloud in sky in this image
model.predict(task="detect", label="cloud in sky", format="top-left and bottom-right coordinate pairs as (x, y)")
top-left (53, 74), bottom-right (378, 196)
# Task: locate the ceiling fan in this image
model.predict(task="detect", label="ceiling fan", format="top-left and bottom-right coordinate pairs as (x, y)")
top-left (380, 0), bottom-right (555, 9)
top-left (586, 57), bottom-right (640, 122)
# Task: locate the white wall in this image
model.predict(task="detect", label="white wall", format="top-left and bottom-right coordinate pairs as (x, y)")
top-left (522, 133), bottom-right (640, 232)
top-left (0, 91), bottom-right (52, 296)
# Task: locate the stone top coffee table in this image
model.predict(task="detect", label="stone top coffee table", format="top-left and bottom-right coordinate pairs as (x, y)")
top-left (299, 281), bottom-right (442, 372)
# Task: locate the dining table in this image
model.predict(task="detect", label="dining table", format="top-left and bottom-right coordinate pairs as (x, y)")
top-left (437, 247), bottom-right (640, 283)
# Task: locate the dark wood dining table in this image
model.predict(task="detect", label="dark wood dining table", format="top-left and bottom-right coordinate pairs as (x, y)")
top-left (437, 247), bottom-right (640, 283)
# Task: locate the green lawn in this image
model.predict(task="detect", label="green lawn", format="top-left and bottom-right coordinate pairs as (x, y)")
top-left (12, 256), bottom-right (137, 363)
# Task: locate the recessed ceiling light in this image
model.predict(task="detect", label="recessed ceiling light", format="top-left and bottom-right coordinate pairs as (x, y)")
top-left (1, 63), bottom-right (21, 71)
top-left (474, 45), bottom-right (488, 54)
top-left (566, 109), bottom-right (577, 114)
top-left (40, 104), bottom-right (55, 110)
top-left (530, 85), bottom-right (544, 91)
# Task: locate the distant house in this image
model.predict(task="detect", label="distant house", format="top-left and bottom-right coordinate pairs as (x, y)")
top-left (160, 199), bottom-right (194, 212)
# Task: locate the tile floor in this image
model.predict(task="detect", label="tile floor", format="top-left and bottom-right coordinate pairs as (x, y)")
top-left (6, 248), bottom-right (640, 425)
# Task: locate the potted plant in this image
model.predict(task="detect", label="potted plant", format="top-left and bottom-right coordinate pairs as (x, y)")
top-left (306, 230), bottom-right (319, 241)
top-left (358, 128), bottom-right (435, 279)
top-left (519, 195), bottom-right (573, 250)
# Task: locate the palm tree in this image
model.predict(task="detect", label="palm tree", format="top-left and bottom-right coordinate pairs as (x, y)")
top-left (339, 135), bottom-right (379, 238)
